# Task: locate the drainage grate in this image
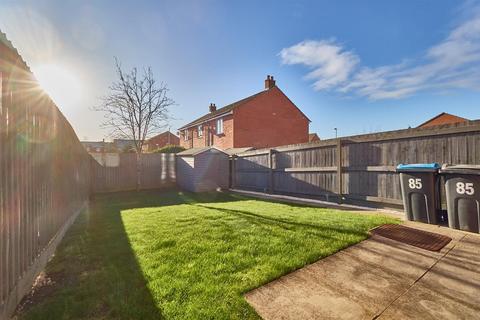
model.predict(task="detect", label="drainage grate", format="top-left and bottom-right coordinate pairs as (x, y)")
top-left (370, 224), bottom-right (452, 251)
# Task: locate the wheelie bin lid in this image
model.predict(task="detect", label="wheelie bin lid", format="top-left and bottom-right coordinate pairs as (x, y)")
top-left (439, 164), bottom-right (480, 175)
top-left (396, 163), bottom-right (440, 172)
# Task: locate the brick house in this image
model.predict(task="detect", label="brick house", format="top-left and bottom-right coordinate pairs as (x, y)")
top-left (308, 133), bottom-right (320, 142)
top-left (178, 76), bottom-right (310, 150)
top-left (417, 112), bottom-right (469, 128)
top-left (143, 131), bottom-right (180, 152)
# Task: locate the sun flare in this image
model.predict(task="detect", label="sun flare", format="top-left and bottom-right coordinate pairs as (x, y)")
top-left (33, 64), bottom-right (82, 108)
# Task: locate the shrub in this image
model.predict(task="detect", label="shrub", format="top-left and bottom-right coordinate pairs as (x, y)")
top-left (152, 145), bottom-right (185, 154)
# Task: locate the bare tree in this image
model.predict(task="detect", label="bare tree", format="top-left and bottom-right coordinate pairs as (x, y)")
top-left (96, 58), bottom-right (175, 190)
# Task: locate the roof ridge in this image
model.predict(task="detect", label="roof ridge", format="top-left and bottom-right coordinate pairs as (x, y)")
top-left (178, 88), bottom-right (269, 130)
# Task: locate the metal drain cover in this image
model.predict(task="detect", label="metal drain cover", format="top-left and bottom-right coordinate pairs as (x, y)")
top-left (370, 224), bottom-right (452, 251)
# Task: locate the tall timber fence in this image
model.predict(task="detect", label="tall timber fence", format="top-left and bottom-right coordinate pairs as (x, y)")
top-left (232, 121), bottom-right (480, 208)
top-left (90, 153), bottom-right (176, 193)
top-left (0, 33), bottom-right (91, 318)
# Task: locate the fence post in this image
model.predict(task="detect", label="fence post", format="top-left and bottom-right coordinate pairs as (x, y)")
top-left (268, 149), bottom-right (274, 194)
top-left (230, 155), bottom-right (236, 189)
top-left (171, 153), bottom-right (176, 185)
top-left (337, 139), bottom-right (343, 203)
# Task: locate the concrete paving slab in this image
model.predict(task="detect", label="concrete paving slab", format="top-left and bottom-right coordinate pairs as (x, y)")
top-left (377, 282), bottom-right (479, 320)
top-left (245, 222), bottom-right (480, 320)
top-left (378, 233), bottom-right (480, 320)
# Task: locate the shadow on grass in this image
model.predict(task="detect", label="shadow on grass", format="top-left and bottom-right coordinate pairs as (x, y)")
top-left (18, 188), bottom-right (244, 320)
top-left (94, 188), bottom-right (246, 209)
top-left (17, 188), bottom-right (393, 319)
top-left (197, 205), bottom-right (370, 238)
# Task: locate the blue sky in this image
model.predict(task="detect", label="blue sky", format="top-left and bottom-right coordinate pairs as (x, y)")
top-left (1, 0), bottom-right (479, 140)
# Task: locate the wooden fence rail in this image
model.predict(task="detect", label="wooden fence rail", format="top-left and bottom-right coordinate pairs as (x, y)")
top-left (232, 121), bottom-right (480, 208)
top-left (0, 32), bottom-right (91, 318)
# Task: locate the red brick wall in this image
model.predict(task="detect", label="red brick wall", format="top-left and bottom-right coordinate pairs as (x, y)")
top-left (191, 125), bottom-right (204, 148)
top-left (189, 122), bottom-right (207, 148)
top-left (145, 132), bottom-right (179, 151)
top-left (233, 87), bottom-right (309, 148)
top-left (210, 115), bottom-right (234, 149)
top-left (179, 129), bottom-right (193, 149)
top-left (180, 115), bottom-right (234, 149)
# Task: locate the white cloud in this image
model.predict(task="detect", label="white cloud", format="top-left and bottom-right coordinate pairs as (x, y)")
top-left (279, 40), bottom-right (359, 90)
top-left (280, 7), bottom-right (480, 100)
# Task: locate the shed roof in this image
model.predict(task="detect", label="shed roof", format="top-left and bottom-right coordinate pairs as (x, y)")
top-left (224, 147), bottom-right (254, 155)
top-left (176, 146), bottom-right (228, 156)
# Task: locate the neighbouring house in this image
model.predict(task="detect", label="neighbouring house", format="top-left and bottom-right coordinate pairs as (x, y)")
top-left (82, 139), bottom-right (142, 154)
top-left (142, 131), bottom-right (180, 152)
top-left (178, 75), bottom-right (310, 150)
top-left (82, 140), bottom-right (107, 153)
top-left (80, 141), bottom-right (120, 166)
top-left (417, 112), bottom-right (469, 128)
top-left (309, 133), bottom-right (320, 142)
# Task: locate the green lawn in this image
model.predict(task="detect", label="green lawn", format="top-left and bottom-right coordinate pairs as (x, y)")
top-left (19, 190), bottom-right (399, 319)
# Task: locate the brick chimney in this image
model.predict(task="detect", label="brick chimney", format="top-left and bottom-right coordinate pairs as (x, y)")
top-left (265, 75), bottom-right (276, 89)
top-left (209, 103), bottom-right (216, 113)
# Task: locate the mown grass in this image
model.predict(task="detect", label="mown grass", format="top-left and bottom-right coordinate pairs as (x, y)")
top-left (18, 190), bottom-right (399, 319)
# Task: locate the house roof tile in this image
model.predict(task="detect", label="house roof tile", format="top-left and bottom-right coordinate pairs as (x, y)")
top-left (417, 112), bottom-right (469, 128)
top-left (178, 89), bottom-right (270, 130)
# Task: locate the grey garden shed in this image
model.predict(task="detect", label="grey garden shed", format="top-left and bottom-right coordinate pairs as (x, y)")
top-left (176, 147), bottom-right (230, 192)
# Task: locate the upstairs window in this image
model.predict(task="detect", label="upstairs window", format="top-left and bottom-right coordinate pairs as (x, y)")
top-left (197, 125), bottom-right (203, 137)
top-left (184, 129), bottom-right (189, 140)
top-left (216, 118), bottom-right (223, 135)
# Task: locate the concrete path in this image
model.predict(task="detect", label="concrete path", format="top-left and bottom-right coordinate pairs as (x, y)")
top-left (245, 222), bottom-right (480, 320)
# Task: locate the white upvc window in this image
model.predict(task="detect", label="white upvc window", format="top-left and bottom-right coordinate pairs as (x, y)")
top-left (184, 129), bottom-right (189, 140)
top-left (197, 124), bottom-right (203, 137)
top-left (216, 118), bottom-right (224, 135)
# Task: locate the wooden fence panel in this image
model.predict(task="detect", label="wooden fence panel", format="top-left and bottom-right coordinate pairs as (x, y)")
top-left (0, 33), bottom-right (90, 318)
top-left (233, 122), bottom-right (480, 208)
top-left (91, 153), bottom-right (175, 193)
top-left (271, 145), bottom-right (338, 196)
top-left (233, 154), bottom-right (270, 191)
top-left (273, 172), bottom-right (338, 197)
top-left (340, 131), bottom-right (480, 204)
top-left (275, 146), bottom-right (337, 168)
